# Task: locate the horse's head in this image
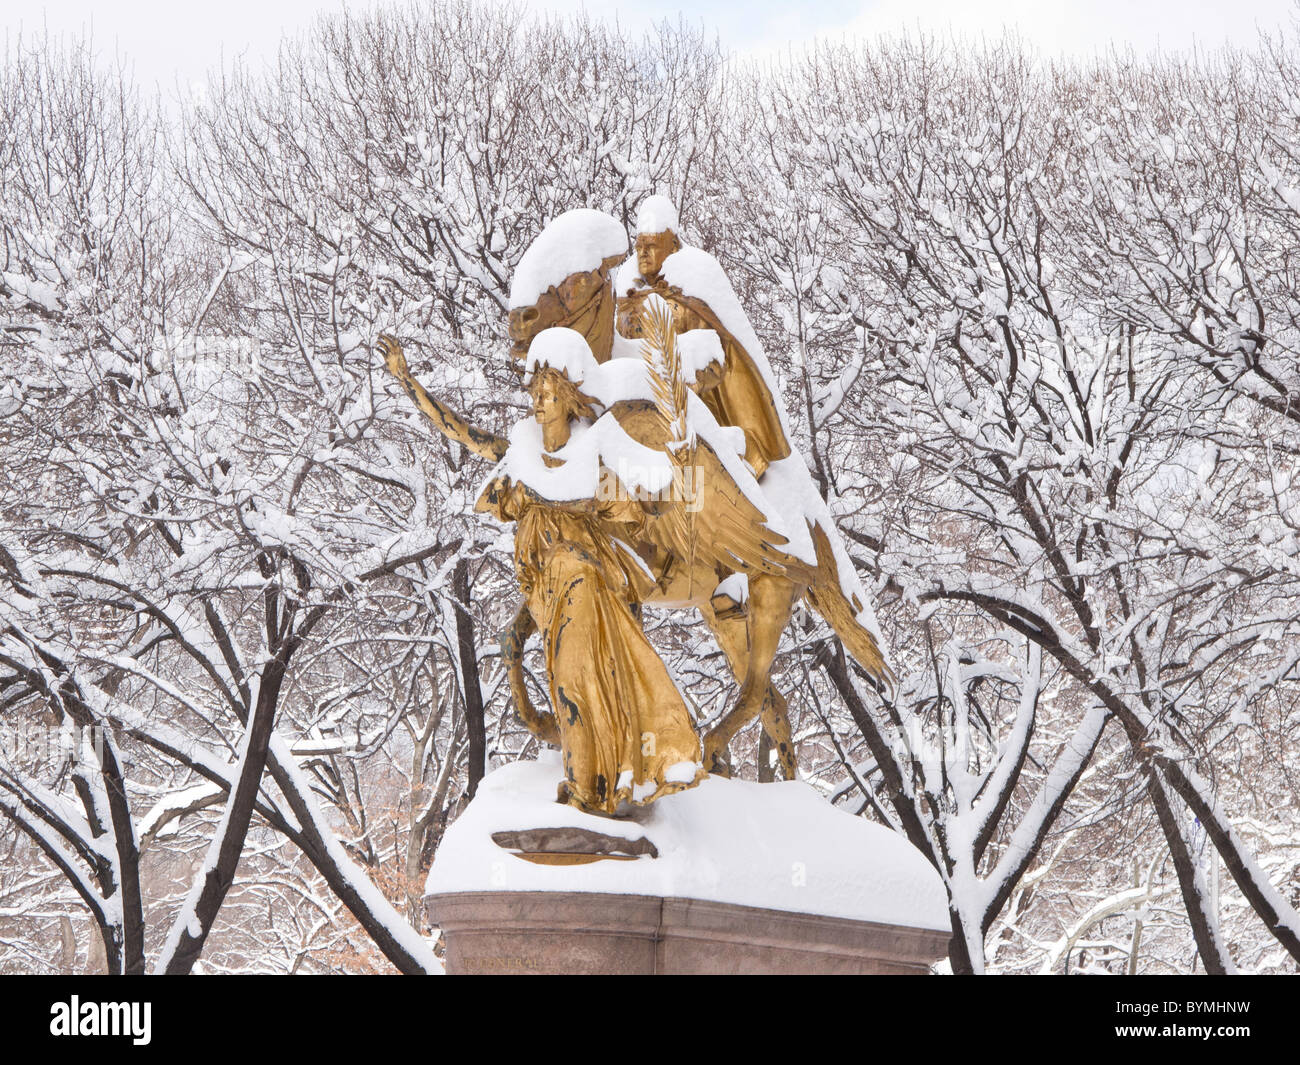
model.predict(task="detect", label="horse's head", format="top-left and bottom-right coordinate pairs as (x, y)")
top-left (507, 256), bottom-right (622, 374)
top-left (508, 209), bottom-right (628, 374)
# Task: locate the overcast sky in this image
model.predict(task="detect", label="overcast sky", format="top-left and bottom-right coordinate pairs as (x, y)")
top-left (4, 0), bottom-right (1298, 94)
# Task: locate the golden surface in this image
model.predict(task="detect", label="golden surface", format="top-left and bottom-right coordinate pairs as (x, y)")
top-left (507, 252), bottom-right (624, 373)
top-left (475, 364), bottom-right (707, 814)
top-left (379, 217), bottom-right (889, 796)
top-left (378, 335), bottom-right (507, 461)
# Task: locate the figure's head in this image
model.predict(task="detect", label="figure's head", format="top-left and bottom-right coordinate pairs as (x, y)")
top-left (635, 231), bottom-right (681, 283)
top-left (508, 209), bottom-right (628, 370)
top-left (528, 365), bottom-right (598, 435)
top-left (524, 328), bottom-right (601, 445)
top-left (634, 194), bottom-right (682, 282)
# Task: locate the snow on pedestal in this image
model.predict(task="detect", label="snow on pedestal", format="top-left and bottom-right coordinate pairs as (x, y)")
top-left (425, 755), bottom-right (951, 974)
top-left (428, 753), bottom-right (946, 927)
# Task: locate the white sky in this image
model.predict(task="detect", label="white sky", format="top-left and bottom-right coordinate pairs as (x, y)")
top-left (3, 0), bottom-right (1298, 94)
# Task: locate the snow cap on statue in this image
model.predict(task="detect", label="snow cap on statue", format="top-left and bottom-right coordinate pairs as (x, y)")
top-left (523, 327), bottom-right (599, 386)
top-left (508, 209), bottom-right (628, 310)
top-left (636, 194), bottom-right (679, 236)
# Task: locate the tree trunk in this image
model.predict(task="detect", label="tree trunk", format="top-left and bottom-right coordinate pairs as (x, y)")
top-left (453, 558), bottom-right (487, 799)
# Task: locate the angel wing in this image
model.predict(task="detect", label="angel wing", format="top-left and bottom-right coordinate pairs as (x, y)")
top-left (608, 401), bottom-right (814, 596)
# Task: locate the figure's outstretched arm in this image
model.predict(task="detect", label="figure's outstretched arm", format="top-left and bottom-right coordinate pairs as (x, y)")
top-left (378, 335), bottom-right (508, 461)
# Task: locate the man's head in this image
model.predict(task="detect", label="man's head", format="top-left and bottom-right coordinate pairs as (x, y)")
top-left (634, 194), bottom-right (682, 282)
top-left (635, 230), bottom-right (681, 283)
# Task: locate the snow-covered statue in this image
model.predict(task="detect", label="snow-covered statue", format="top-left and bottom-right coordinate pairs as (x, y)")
top-left (378, 205), bottom-right (890, 792)
top-left (473, 327), bottom-right (707, 813)
top-left (615, 195), bottom-right (789, 477)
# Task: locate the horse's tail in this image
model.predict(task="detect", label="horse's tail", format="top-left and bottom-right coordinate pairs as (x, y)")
top-left (805, 521), bottom-right (893, 688)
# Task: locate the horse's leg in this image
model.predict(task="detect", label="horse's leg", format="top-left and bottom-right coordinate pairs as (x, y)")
top-left (499, 604), bottom-right (560, 746)
top-left (757, 685), bottom-right (797, 781)
top-left (695, 601), bottom-right (742, 777)
top-left (700, 576), bottom-right (799, 777)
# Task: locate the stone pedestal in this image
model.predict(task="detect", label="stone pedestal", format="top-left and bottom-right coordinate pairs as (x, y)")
top-left (427, 890), bottom-right (950, 975)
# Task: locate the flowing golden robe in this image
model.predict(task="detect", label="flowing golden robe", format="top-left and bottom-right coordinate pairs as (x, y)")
top-left (477, 474), bottom-right (705, 815)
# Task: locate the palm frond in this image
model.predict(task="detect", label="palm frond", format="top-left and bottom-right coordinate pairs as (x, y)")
top-left (639, 294), bottom-right (689, 446)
